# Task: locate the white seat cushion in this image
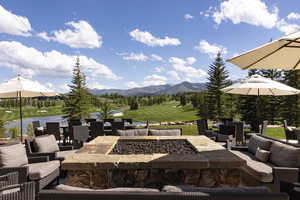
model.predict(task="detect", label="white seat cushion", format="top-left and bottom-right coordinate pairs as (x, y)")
top-left (27, 160), bottom-right (60, 180)
top-left (55, 150), bottom-right (77, 161)
top-left (231, 150), bottom-right (273, 182)
top-left (56, 184), bottom-right (160, 192)
top-left (0, 143), bottom-right (28, 167)
top-left (33, 135), bottom-right (59, 153)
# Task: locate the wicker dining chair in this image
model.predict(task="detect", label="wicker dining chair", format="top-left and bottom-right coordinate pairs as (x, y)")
top-left (90, 121), bottom-right (105, 138)
top-left (46, 122), bottom-right (62, 142)
top-left (283, 120), bottom-right (297, 142)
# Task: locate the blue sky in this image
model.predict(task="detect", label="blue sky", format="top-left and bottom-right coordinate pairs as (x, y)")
top-left (0, 0), bottom-right (299, 92)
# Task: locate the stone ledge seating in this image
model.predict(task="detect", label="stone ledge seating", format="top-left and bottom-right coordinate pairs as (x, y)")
top-left (230, 134), bottom-right (300, 191)
top-left (116, 128), bottom-right (182, 136)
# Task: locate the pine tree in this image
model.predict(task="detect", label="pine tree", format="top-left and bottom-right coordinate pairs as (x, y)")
top-left (240, 69), bottom-right (259, 123)
top-left (206, 52), bottom-right (231, 120)
top-left (63, 56), bottom-right (92, 120)
top-left (282, 70), bottom-right (300, 126)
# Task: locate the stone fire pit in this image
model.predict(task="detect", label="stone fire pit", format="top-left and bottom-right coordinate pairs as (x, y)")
top-left (62, 136), bottom-right (246, 189)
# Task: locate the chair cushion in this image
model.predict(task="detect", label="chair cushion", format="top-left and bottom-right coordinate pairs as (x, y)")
top-left (248, 135), bottom-right (272, 154)
top-left (55, 184), bottom-right (160, 192)
top-left (162, 185), bottom-right (271, 193)
top-left (27, 160), bottom-right (60, 180)
top-left (270, 141), bottom-right (300, 167)
top-left (55, 150), bottom-right (77, 161)
top-left (231, 150), bottom-right (273, 182)
top-left (149, 129), bottom-right (181, 136)
top-left (0, 143), bottom-right (28, 167)
top-left (255, 148), bottom-right (270, 162)
top-left (117, 129), bottom-right (148, 136)
top-left (34, 135), bottom-right (59, 153)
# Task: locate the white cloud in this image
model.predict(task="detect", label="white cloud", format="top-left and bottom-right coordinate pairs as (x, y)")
top-left (36, 32), bottom-right (50, 41)
top-left (129, 29), bottom-right (181, 47)
top-left (37, 20), bottom-right (102, 48)
top-left (276, 19), bottom-right (299, 35)
top-left (154, 66), bottom-right (165, 73)
top-left (212, 0), bottom-right (278, 29)
top-left (0, 5), bottom-right (32, 36)
top-left (287, 12), bottom-right (300, 20)
top-left (0, 41), bottom-right (121, 80)
top-left (126, 81), bottom-right (140, 88)
top-left (168, 57), bottom-right (207, 82)
top-left (150, 54), bottom-right (163, 61)
top-left (121, 53), bottom-right (163, 62)
top-left (123, 53), bottom-right (149, 62)
top-left (143, 74), bottom-right (167, 86)
top-left (167, 71), bottom-right (181, 81)
top-left (184, 14), bottom-right (194, 20)
top-left (194, 40), bottom-right (227, 58)
top-left (87, 81), bottom-right (109, 90)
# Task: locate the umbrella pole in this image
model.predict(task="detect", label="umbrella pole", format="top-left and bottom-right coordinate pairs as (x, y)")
top-left (19, 91), bottom-right (23, 142)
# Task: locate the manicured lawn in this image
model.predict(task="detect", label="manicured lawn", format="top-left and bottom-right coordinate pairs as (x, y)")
top-left (123, 101), bottom-right (198, 122)
top-left (150, 125), bottom-right (286, 139)
top-left (0, 106), bottom-right (64, 122)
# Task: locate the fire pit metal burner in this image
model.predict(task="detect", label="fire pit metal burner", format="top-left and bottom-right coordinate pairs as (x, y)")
top-left (110, 139), bottom-right (198, 155)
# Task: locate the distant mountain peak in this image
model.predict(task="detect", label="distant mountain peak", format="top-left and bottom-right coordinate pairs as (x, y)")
top-left (90, 81), bottom-right (206, 96)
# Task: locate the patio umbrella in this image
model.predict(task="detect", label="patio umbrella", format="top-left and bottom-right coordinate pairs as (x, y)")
top-left (0, 75), bottom-right (57, 141)
top-left (221, 74), bottom-right (300, 119)
top-left (227, 31), bottom-right (300, 70)
top-left (221, 74), bottom-right (300, 96)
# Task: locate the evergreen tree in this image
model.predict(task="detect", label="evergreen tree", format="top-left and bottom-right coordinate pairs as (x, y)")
top-left (206, 52), bottom-right (231, 120)
top-left (282, 70), bottom-right (300, 126)
top-left (99, 101), bottom-right (113, 119)
top-left (63, 56), bottom-right (92, 120)
top-left (240, 69), bottom-right (259, 123)
top-left (180, 94), bottom-right (187, 106)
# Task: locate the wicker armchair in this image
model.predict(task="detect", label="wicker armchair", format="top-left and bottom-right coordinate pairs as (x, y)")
top-left (283, 120), bottom-right (297, 142)
top-left (25, 135), bottom-right (75, 162)
top-left (0, 172), bottom-right (35, 200)
top-left (0, 143), bottom-right (60, 193)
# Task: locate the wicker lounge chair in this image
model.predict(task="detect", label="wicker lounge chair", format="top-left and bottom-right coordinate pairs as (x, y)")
top-left (0, 142), bottom-right (60, 193)
top-left (0, 172), bottom-right (35, 200)
top-left (25, 135), bottom-right (76, 162)
top-left (283, 120), bottom-right (297, 142)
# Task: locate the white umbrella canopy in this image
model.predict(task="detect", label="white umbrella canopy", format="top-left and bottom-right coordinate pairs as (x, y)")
top-left (0, 75), bottom-right (57, 141)
top-left (0, 76), bottom-right (57, 98)
top-left (227, 31), bottom-right (300, 70)
top-left (221, 75), bottom-right (300, 96)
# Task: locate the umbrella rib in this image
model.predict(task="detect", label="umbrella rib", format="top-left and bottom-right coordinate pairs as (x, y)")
top-left (246, 88), bottom-right (251, 95)
top-left (293, 59), bottom-right (300, 70)
top-left (269, 88), bottom-right (275, 96)
top-left (243, 40), bottom-right (295, 70)
top-left (284, 39), bottom-right (300, 44)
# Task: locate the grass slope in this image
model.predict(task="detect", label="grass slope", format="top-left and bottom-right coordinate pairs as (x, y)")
top-left (123, 101), bottom-right (198, 122)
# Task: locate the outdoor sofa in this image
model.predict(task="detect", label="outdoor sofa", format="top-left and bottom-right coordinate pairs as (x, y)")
top-left (39, 185), bottom-right (289, 200)
top-left (25, 135), bottom-right (77, 161)
top-left (229, 134), bottom-right (300, 192)
top-left (116, 128), bottom-right (182, 136)
top-left (0, 142), bottom-right (60, 193)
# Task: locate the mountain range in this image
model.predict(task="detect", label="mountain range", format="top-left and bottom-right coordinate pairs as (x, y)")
top-left (90, 81), bottom-right (207, 96)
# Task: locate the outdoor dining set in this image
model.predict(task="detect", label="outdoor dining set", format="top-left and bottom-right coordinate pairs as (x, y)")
top-left (32, 118), bottom-right (139, 146)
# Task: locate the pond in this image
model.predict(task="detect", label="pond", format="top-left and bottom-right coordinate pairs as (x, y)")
top-left (4, 111), bottom-right (146, 135)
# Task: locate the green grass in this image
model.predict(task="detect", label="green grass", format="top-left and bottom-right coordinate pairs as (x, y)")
top-left (150, 125), bottom-right (286, 139)
top-left (0, 106), bottom-right (64, 122)
top-left (123, 101), bottom-right (198, 122)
